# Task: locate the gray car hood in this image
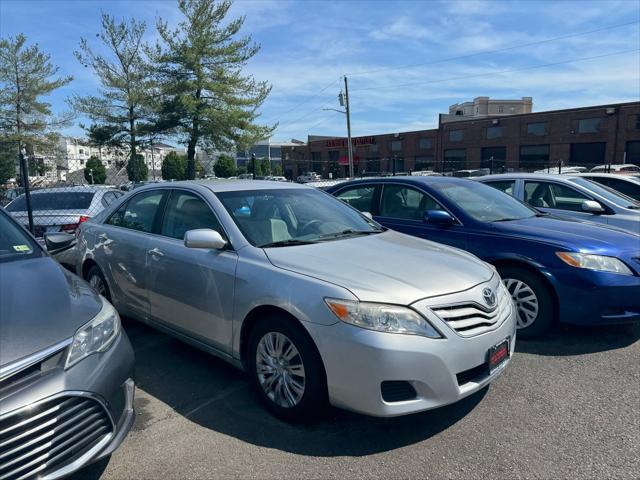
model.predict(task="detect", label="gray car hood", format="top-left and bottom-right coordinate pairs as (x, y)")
top-left (0, 257), bottom-right (102, 367)
top-left (265, 230), bottom-right (493, 304)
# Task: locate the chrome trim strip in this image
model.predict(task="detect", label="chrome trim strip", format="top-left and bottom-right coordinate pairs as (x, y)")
top-left (0, 339), bottom-right (72, 383)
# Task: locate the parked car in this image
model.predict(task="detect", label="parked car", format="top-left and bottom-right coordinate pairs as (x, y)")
top-left (75, 180), bottom-right (515, 419)
top-left (6, 186), bottom-right (125, 267)
top-left (478, 173), bottom-right (639, 234)
top-left (589, 164), bottom-right (640, 173)
top-left (533, 166), bottom-right (587, 174)
top-left (267, 176), bottom-right (288, 182)
top-left (572, 173), bottom-right (640, 202)
top-left (450, 169), bottom-right (489, 178)
top-left (296, 171), bottom-right (321, 183)
top-left (327, 176), bottom-right (640, 337)
top-left (0, 207), bottom-right (135, 479)
top-left (411, 170), bottom-right (443, 176)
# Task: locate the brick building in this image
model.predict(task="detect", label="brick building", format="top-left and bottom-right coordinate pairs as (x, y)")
top-left (282, 101), bottom-right (640, 179)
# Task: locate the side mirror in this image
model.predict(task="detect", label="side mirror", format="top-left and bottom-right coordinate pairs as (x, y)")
top-left (424, 210), bottom-right (455, 226)
top-left (44, 232), bottom-right (77, 254)
top-left (184, 229), bottom-right (227, 250)
top-left (581, 200), bottom-right (605, 213)
top-left (362, 211), bottom-right (373, 220)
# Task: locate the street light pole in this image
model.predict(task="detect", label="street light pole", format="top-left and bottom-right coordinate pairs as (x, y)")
top-left (344, 76), bottom-right (354, 178)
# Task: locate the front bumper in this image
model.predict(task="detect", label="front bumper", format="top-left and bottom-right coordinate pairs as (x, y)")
top-left (305, 308), bottom-right (516, 417)
top-left (0, 332), bottom-right (135, 479)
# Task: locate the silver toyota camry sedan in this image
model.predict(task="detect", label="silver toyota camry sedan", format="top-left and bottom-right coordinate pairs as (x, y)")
top-left (75, 180), bottom-right (516, 420)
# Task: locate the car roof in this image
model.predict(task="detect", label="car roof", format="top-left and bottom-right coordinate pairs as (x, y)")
top-left (476, 173), bottom-right (580, 181)
top-left (134, 179), bottom-right (310, 194)
top-left (18, 185), bottom-right (115, 194)
top-left (327, 175), bottom-right (476, 187)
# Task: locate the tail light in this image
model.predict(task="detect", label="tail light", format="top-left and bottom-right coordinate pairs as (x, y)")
top-left (60, 215), bottom-right (90, 235)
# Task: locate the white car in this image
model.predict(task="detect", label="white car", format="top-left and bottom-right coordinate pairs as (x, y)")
top-left (590, 164), bottom-right (640, 173)
top-left (297, 172), bottom-right (322, 183)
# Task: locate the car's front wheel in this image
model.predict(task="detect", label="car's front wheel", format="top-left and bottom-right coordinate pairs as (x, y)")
top-left (247, 315), bottom-right (327, 421)
top-left (86, 265), bottom-right (111, 301)
top-left (498, 266), bottom-right (554, 339)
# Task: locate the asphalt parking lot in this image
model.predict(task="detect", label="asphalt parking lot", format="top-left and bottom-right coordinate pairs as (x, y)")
top-left (77, 319), bottom-right (640, 479)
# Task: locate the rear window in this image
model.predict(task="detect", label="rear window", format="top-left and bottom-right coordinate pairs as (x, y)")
top-left (7, 191), bottom-right (96, 212)
top-left (0, 211), bottom-right (41, 262)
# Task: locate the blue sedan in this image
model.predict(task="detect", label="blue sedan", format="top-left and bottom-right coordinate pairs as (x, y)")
top-left (327, 176), bottom-right (640, 338)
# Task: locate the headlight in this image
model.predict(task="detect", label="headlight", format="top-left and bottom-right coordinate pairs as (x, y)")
top-left (556, 252), bottom-right (633, 275)
top-left (325, 298), bottom-right (441, 338)
top-left (65, 297), bottom-right (121, 369)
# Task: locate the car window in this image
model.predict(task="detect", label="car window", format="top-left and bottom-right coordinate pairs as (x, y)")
top-left (0, 211), bottom-right (42, 262)
top-left (335, 186), bottom-right (375, 212)
top-left (101, 191), bottom-right (119, 207)
top-left (7, 191), bottom-right (95, 212)
top-left (524, 181), bottom-right (589, 211)
top-left (602, 178), bottom-right (640, 201)
top-left (484, 180), bottom-right (516, 196)
top-left (380, 184), bottom-right (443, 220)
top-left (107, 190), bottom-right (165, 232)
top-left (569, 178), bottom-right (639, 208)
top-left (161, 190), bottom-right (225, 240)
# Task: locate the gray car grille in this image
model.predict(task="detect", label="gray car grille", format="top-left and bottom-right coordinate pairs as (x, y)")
top-left (0, 395), bottom-right (112, 480)
top-left (431, 287), bottom-right (511, 337)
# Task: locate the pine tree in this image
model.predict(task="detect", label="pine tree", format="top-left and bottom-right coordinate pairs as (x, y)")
top-left (84, 156), bottom-right (107, 184)
top-left (152, 0), bottom-right (275, 179)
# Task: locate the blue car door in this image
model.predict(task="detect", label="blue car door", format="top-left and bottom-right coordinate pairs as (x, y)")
top-left (374, 183), bottom-right (468, 250)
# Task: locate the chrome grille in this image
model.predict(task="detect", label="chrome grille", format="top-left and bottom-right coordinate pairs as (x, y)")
top-left (0, 395), bottom-right (113, 480)
top-left (431, 286), bottom-right (511, 337)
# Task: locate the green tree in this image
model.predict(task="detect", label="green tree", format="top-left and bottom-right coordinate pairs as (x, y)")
top-left (213, 154), bottom-right (236, 178)
top-left (161, 151), bottom-right (187, 180)
top-left (236, 166), bottom-right (246, 175)
top-left (84, 155), bottom-right (107, 184)
top-left (86, 123), bottom-right (120, 162)
top-left (127, 154), bottom-right (148, 182)
top-left (260, 158), bottom-right (271, 176)
top-left (70, 14), bottom-right (153, 164)
top-left (0, 34), bottom-right (72, 182)
top-left (152, 0), bottom-right (276, 179)
top-left (272, 163), bottom-right (282, 176)
top-left (247, 157), bottom-right (263, 177)
top-left (0, 145), bottom-right (16, 184)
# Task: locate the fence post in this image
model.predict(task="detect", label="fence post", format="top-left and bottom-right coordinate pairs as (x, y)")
top-left (18, 145), bottom-right (34, 234)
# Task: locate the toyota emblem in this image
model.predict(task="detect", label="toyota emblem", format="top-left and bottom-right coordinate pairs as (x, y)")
top-left (482, 287), bottom-right (497, 308)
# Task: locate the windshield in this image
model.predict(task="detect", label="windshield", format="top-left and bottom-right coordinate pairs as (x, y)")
top-left (7, 191), bottom-right (96, 212)
top-left (0, 211), bottom-right (41, 262)
top-left (216, 188), bottom-right (382, 247)
top-left (569, 178), bottom-right (639, 209)
top-left (431, 181), bottom-right (538, 222)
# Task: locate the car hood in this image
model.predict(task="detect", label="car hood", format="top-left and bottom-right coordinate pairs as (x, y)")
top-left (492, 216), bottom-right (640, 254)
top-left (264, 230), bottom-right (494, 304)
top-left (0, 257), bottom-right (102, 367)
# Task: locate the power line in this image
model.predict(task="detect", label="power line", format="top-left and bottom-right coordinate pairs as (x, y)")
top-left (272, 77), bottom-right (341, 117)
top-left (353, 48), bottom-right (640, 92)
top-left (346, 20), bottom-right (640, 77)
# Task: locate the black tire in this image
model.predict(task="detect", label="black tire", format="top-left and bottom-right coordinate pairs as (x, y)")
top-left (498, 266), bottom-right (555, 339)
top-left (247, 315), bottom-right (328, 421)
top-left (86, 265), bottom-right (111, 302)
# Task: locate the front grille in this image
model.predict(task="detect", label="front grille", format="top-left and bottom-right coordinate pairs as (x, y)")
top-left (0, 395), bottom-right (113, 480)
top-left (432, 288), bottom-right (511, 337)
top-left (381, 381), bottom-right (417, 403)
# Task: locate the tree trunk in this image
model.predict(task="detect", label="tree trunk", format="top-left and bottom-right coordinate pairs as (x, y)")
top-left (187, 120), bottom-right (199, 180)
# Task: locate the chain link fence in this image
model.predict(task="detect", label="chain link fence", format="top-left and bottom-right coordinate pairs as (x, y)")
top-left (0, 146), bottom-right (616, 239)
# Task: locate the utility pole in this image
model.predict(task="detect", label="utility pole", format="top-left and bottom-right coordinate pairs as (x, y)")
top-left (18, 145), bottom-right (34, 234)
top-left (344, 76), bottom-right (354, 178)
top-left (251, 153), bottom-right (256, 180)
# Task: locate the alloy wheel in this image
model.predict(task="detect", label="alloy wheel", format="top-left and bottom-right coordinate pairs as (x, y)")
top-left (255, 332), bottom-right (306, 408)
top-left (503, 278), bottom-right (539, 329)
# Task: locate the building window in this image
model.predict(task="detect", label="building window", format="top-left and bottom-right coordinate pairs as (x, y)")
top-left (311, 151), bottom-right (322, 173)
top-left (455, 110), bottom-right (463, 116)
top-left (80, 159), bottom-right (85, 165)
top-left (419, 138), bottom-right (432, 149)
top-left (392, 157), bottom-right (404, 173)
top-left (578, 117), bottom-right (602, 134)
top-left (79, 148), bottom-right (84, 155)
top-left (498, 106), bottom-right (504, 113)
top-left (443, 149), bottom-right (466, 172)
top-left (635, 114), bottom-right (640, 129)
top-left (391, 141), bottom-right (402, 152)
top-left (486, 126), bottom-right (502, 139)
top-left (414, 155), bottom-right (434, 171)
top-left (481, 147), bottom-right (506, 172)
top-left (570, 142), bottom-right (606, 168)
top-left (449, 130), bottom-right (464, 142)
top-left (519, 145), bottom-right (550, 171)
top-left (626, 141), bottom-right (640, 164)
top-left (527, 122), bottom-right (547, 136)
top-left (369, 143), bottom-right (378, 153)
top-left (365, 157), bottom-right (380, 173)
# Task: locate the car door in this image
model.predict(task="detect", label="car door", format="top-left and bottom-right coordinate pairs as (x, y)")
top-left (146, 189), bottom-right (238, 354)
top-left (375, 183), bottom-right (467, 249)
top-left (333, 184), bottom-right (378, 213)
top-left (522, 180), bottom-right (608, 226)
top-left (99, 189), bottom-right (167, 319)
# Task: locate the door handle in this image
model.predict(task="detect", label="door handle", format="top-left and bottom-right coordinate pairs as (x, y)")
top-left (148, 247), bottom-right (164, 258)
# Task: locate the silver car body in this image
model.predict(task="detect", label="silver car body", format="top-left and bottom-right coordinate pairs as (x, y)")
top-left (76, 180), bottom-right (516, 417)
top-left (478, 173), bottom-right (640, 234)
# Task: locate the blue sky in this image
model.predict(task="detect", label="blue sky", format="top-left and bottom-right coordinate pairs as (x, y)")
top-left (1, 0), bottom-right (639, 144)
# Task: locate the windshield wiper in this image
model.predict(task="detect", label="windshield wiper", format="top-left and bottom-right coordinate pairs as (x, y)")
top-left (492, 218), bottom-right (517, 222)
top-left (260, 239), bottom-right (317, 248)
top-left (317, 229), bottom-right (383, 239)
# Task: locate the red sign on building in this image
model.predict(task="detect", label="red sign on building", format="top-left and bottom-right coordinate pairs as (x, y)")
top-left (325, 136), bottom-right (375, 148)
